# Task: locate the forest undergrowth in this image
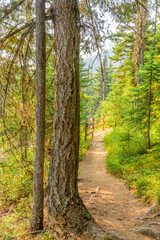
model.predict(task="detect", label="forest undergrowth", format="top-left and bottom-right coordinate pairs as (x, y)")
top-left (0, 135), bottom-right (90, 240)
top-left (104, 127), bottom-right (160, 205)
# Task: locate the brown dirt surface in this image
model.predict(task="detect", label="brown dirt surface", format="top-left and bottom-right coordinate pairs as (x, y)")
top-left (78, 130), bottom-right (160, 240)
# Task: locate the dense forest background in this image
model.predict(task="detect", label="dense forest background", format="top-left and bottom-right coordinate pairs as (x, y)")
top-left (1, 0), bottom-right (160, 239)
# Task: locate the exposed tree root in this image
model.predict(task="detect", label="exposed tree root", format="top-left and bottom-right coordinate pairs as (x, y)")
top-left (137, 213), bottom-right (160, 220)
top-left (49, 203), bottom-right (128, 240)
top-left (103, 231), bottom-right (127, 240)
top-left (149, 222), bottom-right (160, 226)
top-left (65, 229), bottom-right (128, 240)
top-left (146, 203), bottom-right (160, 214)
top-left (133, 227), bottom-right (160, 239)
top-left (137, 216), bottom-right (154, 220)
top-left (49, 217), bottom-right (128, 240)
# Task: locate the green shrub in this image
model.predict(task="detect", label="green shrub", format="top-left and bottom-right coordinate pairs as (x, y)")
top-left (79, 137), bottom-right (90, 161)
top-left (0, 155), bottom-right (32, 206)
top-left (107, 158), bottom-right (123, 176)
top-left (104, 127), bottom-right (160, 203)
top-left (135, 177), bottom-right (150, 197)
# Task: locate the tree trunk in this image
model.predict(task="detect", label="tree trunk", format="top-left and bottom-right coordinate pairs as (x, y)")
top-left (133, 0), bottom-right (148, 86)
top-left (147, 73), bottom-right (152, 149)
top-left (48, 0), bottom-right (94, 238)
top-left (30, 0), bottom-right (46, 231)
top-left (102, 57), bottom-right (106, 101)
top-left (147, 0), bottom-right (158, 149)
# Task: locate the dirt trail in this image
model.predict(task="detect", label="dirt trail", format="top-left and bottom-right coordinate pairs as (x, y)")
top-left (78, 130), bottom-right (155, 240)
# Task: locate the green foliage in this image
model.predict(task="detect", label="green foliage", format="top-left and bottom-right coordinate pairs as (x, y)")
top-left (0, 195), bottom-right (54, 239)
top-left (0, 60), bottom-right (91, 206)
top-left (0, 153), bottom-right (33, 206)
top-left (86, 55), bottom-right (113, 117)
top-left (0, 197), bottom-right (31, 239)
top-left (79, 137), bottom-right (90, 161)
top-left (79, 60), bottom-right (92, 159)
top-left (104, 128), bottom-right (160, 203)
top-left (0, 58), bottom-right (91, 237)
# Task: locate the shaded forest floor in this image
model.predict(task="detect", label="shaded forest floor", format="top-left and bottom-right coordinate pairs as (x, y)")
top-left (78, 129), bottom-right (159, 240)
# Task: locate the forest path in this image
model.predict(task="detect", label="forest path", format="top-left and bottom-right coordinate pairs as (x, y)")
top-left (78, 129), bottom-right (153, 240)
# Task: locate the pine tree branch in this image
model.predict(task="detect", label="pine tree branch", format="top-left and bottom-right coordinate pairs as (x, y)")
top-left (135, 0), bottom-right (149, 12)
top-left (0, 0), bottom-right (27, 22)
top-left (0, 12), bottom-right (54, 48)
top-left (0, 19), bottom-right (35, 48)
top-left (2, 25), bottom-right (33, 127)
top-left (0, 0), bottom-right (54, 48)
top-left (105, 2), bottom-right (142, 38)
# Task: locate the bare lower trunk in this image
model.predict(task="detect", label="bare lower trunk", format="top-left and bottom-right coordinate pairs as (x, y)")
top-left (48, 0), bottom-right (93, 238)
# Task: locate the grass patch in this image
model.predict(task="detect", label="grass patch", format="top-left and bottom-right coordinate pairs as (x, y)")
top-left (0, 197), bottom-right (31, 239)
top-left (0, 154), bottom-right (33, 207)
top-left (0, 195), bottom-right (54, 240)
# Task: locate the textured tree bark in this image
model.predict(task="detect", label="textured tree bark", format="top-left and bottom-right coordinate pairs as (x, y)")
top-left (30, 0), bottom-right (46, 231)
top-left (133, 0), bottom-right (148, 86)
top-left (48, 0), bottom-right (93, 238)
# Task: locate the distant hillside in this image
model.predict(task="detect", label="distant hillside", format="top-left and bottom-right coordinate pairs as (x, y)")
top-left (83, 50), bottom-right (114, 74)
